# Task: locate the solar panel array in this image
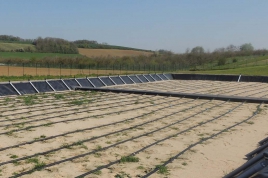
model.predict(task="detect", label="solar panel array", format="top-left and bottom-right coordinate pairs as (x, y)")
top-left (0, 74), bottom-right (171, 96)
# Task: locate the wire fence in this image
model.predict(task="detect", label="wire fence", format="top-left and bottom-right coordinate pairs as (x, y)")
top-left (1, 58), bottom-right (267, 77)
top-left (0, 63), bottom-right (184, 77)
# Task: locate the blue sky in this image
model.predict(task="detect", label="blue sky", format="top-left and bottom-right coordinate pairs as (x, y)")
top-left (0, 0), bottom-right (267, 53)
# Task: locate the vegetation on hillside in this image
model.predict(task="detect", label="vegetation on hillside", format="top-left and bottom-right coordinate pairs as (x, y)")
top-left (0, 35), bottom-right (267, 75)
top-left (33, 37), bottom-right (78, 54)
top-left (74, 40), bottom-right (152, 52)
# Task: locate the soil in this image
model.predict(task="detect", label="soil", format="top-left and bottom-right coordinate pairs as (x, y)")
top-left (0, 80), bottom-right (267, 178)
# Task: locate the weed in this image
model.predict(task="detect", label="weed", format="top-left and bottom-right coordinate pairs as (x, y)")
top-left (12, 160), bottom-right (21, 166)
top-left (106, 141), bottom-right (112, 144)
top-left (34, 135), bottom-right (46, 140)
top-left (114, 171), bottom-right (131, 178)
top-left (93, 170), bottom-right (102, 175)
top-left (137, 165), bottom-right (144, 169)
top-left (182, 162), bottom-right (188, 166)
top-left (26, 158), bottom-right (39, 164)
top-left (69, 100), bottom-right (84, 105)
top-left (246, 121), bottom-right (254, 125)
top-left (10, 155), bottom-right (18, 159)
top-left (4, 97), bottom-right (12, 103)
top-left (94, 153), bottom-right (102, 158)
top-left (120, 156), bottom-right (139, 163)
top-left (54, 94), bottom-right (64, 99)
top-left (33, 162), bottom-right (46, 171)
top-left (43, 123), bottom-right (53, 127)
top-left (21, 95), bottom-right (38, 105)
top-left (156, 165), bottom-right (169, 174)
top-left (95, 145), bottom-right (102, 150)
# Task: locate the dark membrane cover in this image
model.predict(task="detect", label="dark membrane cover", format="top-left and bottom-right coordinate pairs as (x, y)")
top-left (151, 74), bottom-right (162, 81)
top-left (137, 75), bottom-right (149, 82)
top-left (129, 75), bottom-right (142, 83)
top-left (110, 76), bottom-right (125, 85)
top-left (13, 82), bottom-right (37, 94)
top-left (89, 78), bottom-right (105, 87)
top-left (121, 76), bottom-right (134, 84)
top-left (172, 74), bottom-right (239, 81)
top-left (100, 77), bottom-right (115, 86)
top-left (158, 74), bottom-right (168, 80)
top-left (48, 80), bottom-right (69, 91)
top-left (63, 79), bottom-right (80, 90)
top-left (0, 83), bottom-right (18, 96)
top-left (32, 81), bottom-right (53, 92)
top-left (144, 74), bottom-right (155, 82)
top-left (76, 78), bottom-right (94, 87)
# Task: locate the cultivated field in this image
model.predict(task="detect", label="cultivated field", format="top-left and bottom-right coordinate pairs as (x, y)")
top-left (0, 65), bottom-right (146, 78)
top-left (0, 80), bottom-right (267, 177)
top-left (79, 48), bottom-right (153, 57)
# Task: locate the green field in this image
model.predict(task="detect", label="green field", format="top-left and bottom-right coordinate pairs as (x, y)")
top-left (180, 65), bottom-right (268, 76)
top-left (0, 42), bottom-right (36, 52)
top-left (0, 52), bottom-right (82, 59)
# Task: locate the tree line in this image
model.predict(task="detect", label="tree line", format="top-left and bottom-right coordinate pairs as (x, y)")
top-left (1, 44), bottom-right (267, 70)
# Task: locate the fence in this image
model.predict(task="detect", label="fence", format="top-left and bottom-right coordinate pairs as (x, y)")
top-left (0, 63), bottom-right (182, 77)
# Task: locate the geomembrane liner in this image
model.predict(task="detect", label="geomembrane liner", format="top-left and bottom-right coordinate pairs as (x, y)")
top-left (164, 73), bottom-right (173, 80)
top-left (120, 76), bottom-right (134, 84)
top-left (0, 83), bottom-right (18, 96)
top-left (76, 78), bottom-right (94, 88)
top-left (63, 79), bottom-right (80, 90)
top-left (32, 81), bottom-right (54, 93)
top-left (88, 78), bottom-right (105, 87)
top-left (158, 74), bottom-right (168, 80)
top-left (137, 75), bottom-right (149, 82)
top-left (110, 76), bottom-right (125, 85)
top-left (144, 74), bottom-right (155, 82)
top-left (129, 75), bottom-right (142, 83)
top-left (13, 82), bottom-right (37, 95)
top-left (99, 77), bottom-right (115, 86)
top-left (48, 80), bottom-right (69, 91)
top-left (150, 74), bottom-right (162, 81)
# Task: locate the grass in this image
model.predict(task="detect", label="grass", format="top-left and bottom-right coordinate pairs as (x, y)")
top-left (120, 156), bottom-right (139, 163)
top-left (180, 65), bottom-right (268, 76)
top-left (0, 51), bottom-right (81, 59)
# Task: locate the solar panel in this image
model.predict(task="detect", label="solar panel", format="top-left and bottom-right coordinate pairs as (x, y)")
top-left (110, 76), bottom-right (125, 85)
top-left (13, 82), bottom-right (37, 94)
top-left (120, 76), bottom-right (134, 84)
top-left (48, 80), bottom-right (69, 91)
top-left (0, 83), bottom-right (18, 96)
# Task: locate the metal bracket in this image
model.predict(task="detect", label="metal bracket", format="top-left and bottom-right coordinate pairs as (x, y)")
top-left (9, 82), bottom-right (21, 95)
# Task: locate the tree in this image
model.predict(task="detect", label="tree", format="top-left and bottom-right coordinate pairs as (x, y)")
top-left (191, 46), bottom-right (204, 54)
top-left (226, 44), bottom-right (238, 52)
top-left (240, 43), bottom-right (254, 51)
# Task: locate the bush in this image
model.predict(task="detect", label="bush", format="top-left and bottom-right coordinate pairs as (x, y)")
top-left (233, 58), bottom-right (238, 63)
top-left (218, 58), bottom-right (227, 66)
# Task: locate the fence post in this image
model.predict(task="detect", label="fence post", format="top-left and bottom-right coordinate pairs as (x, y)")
top-left (60, 64), bottom-right (61, 77)
top-left (23, 63), bottom-right (24, 76)
top-left (35, 63), bottom-right (37, 76)
top-left (70, 64), bottom-right (72, 76)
